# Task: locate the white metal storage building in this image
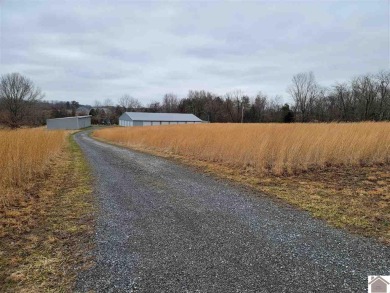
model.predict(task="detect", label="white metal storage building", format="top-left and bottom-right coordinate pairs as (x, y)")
top-left (119, 112), bottom-right (202, 127)
top-left (46, 115), bottom-right (92, 130)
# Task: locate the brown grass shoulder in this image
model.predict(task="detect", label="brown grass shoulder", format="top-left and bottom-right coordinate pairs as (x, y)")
top-left (0, 135), bottom-right (95, 292)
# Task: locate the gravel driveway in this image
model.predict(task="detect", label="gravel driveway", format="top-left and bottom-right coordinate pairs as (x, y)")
top-left (73, 130), bottom-right (389, 292)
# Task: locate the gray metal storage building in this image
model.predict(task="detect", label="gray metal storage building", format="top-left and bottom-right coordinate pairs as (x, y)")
top-left (119, 112), bottom-right (202, 127)
top-left (46, 115), bottom-right (92, 130)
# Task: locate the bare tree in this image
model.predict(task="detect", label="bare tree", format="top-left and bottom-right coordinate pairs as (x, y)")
top-left (162, 93), bottom-right (179, 113)
top-left (311, 86), bottom-right (329, 121)
top-left (118, 94), bottom-right (141, 111)
top-left (148, 101), bottom-right (161, 112)
top-left (204, 94), bottom-right (224, 122)
top-left (71, 100), bottom-right (80, 116)
top-left (352, 74), bottom-right (377, 120)
top-left (265, 96), bottom-right (283, 122)
top-left (225, 90), bottom-right (245, 122)
top-left (375, 70), bottom-right (390, 120)
top-left (252, 92), bottom-right (268, 122)
top-left (332, 82), bottom-right (353, 121)
top-left (0, 73), bottom-right (43, 127)
top-left (94, 100), bottom-right (102, 109)
top-left (241, 95), bottom-right (250, 123)
top-left (103, 98), bottom-right (114, 107)
top-left (287, 72), bottom-right (318, 122)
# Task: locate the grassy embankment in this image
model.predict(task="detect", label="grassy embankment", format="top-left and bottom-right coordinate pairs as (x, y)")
top-left (94, 122), bottom-right (390, 243)
top-left (0, 129), bottom-right (94, 292)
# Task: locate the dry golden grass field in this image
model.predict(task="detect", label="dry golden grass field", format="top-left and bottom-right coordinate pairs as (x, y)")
top-left (0, 128), bottom-right (67, 207)
top-left (94, 122), bottom-right (390, 243)
top-left (0, 130), bottom-right (94, 292)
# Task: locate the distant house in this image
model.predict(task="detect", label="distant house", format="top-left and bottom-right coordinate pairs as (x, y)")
top-left (118, 112), bottom-right (202, 127)
top-left (94, 107), bottom-right (112, 114)
top-left (46, 115), bottom-right (92, 130)
top-left (369, 276), bottom-right (389, 293)
top-left (76, 106), bottom-right (91, 115)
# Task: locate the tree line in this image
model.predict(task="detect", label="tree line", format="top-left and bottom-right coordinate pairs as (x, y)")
top-left (0, 70), bottom-right (389, 127)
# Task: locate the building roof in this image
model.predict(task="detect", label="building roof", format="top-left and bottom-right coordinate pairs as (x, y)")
top-left (47, 115), bottom-right (91, 121)
top-left (121, 112), bottom-right (202, 122)
top-left (369, 276), bottom-right (390, 285)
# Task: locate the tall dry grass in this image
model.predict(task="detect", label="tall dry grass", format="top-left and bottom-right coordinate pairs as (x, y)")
top-left (0, 128), bottom-right (67, 206)
top-left (94, 122), bottom-right (390, 175)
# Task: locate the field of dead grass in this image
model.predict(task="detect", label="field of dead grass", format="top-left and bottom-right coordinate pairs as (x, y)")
top-left (94, 122), bottom-right (390, 243)
top-left (0, 128), bottom-right (67, 207)
top-left (94, 122), bottom-right (390, 174)
top-left (0, 134), bottom-right (94, 292)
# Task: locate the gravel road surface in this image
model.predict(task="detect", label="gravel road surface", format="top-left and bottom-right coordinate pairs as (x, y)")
top-left (73, 130), bottom-right (389, 292)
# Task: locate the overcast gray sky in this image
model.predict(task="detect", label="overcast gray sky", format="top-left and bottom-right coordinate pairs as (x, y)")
top-left (1, 0), bottom-right (389, 105)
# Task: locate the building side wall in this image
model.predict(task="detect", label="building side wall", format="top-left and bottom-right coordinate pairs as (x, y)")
top-left (118, 120), bottom-right (202, 127)
top-left (77, 117), bottom-right (91, 128)
top-left (47, 118), bottom-right (79, 130)
top-left (47, 117), bottom-right (91, 130)
top-left (119, 119), bottom-right (134, 126)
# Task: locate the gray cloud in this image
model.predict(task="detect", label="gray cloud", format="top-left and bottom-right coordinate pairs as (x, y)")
top-left (0, 0), bottom-right (388, 105)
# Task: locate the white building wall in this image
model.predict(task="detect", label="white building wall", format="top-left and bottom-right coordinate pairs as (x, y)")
top-left (120, 119), bottom-right (201, 126)
top-left (120, 120), bottom-right (127, 126)
top-left (119, 120), bottom-right (136, 126)
top-left (122, 120), bottom-right (132, 126)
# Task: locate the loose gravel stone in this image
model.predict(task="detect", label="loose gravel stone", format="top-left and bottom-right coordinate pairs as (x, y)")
top-left (73, 130), bottom-right (389, 292)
